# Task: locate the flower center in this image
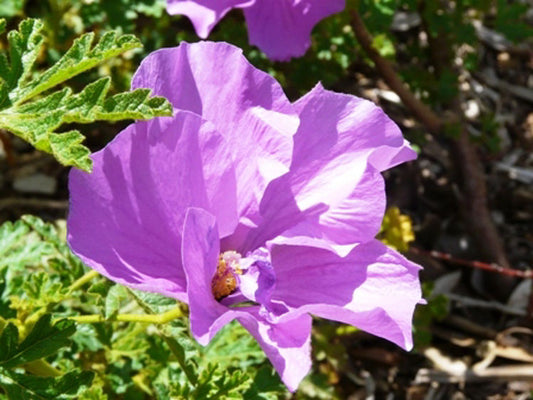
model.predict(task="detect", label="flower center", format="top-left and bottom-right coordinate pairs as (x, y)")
top-left (211, 247), bottom-right (277, 310)
top-left (211, 251), bottom-right (242, 300)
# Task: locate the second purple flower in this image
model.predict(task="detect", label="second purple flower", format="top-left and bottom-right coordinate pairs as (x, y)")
top-left (166, 0), bottom-right (346, 60)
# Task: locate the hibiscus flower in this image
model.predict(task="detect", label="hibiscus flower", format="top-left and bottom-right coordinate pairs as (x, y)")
top-left (67, 41), bottom-right (422, 391)
top-left (166, 0), bottom-right (345, 60)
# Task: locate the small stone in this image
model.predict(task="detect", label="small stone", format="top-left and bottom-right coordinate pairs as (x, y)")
top-left (464, 99), bottom-right (480, 119)
top-left (13, 173), bottom-right (57, 194)
top-left (391, 12), bottom-right (421, 32)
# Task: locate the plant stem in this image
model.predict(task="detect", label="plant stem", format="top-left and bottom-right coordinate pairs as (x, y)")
top-left (68, 307), bottom-right (183, 324)
top-left (350, 10), bottom-right (442, 134)
top-left (349, 8), bottom-right (510, 276)
top-left (67, 269), bottom-right (99, 294)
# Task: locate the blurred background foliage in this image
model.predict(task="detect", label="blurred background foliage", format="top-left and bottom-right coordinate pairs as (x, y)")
top-left (0, 0), bottom-right (532, 398)
top-left (3, 0), bottom-right (530, 151)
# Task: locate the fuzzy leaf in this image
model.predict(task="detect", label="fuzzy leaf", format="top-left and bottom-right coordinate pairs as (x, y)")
top-left (0, 19), bottom-right (173, 172)
top-left (11, 30), bottom-right (140, 104)
top-left (0, 19), bottom-right (43, 106)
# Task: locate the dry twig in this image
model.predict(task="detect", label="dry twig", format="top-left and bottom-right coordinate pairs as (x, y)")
top-left (350, 9), bottom-right (510, 275)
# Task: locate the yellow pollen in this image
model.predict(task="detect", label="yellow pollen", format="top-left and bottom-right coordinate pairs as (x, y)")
top-left (211, 251), bottom-right (242, 300)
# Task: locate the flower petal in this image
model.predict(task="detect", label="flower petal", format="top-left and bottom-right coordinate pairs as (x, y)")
top-left (181, 207), bottom-right (237, 344)
top-left (238, 247), bottom-right (276, 305)
top-left (243, 0), bottom-right (345, 60)
top-left (290, 82), bottom-right (416, 188)
top-left (131, 42), bottom-right (299, 226)
top-left (225, 83), bottom-right (416, 251)
top-left (238, 311), bottom-right (312, 392)
top-left (283, 84), bottom-right (416, 244)
top-left (166, 0), bottom-right (255, 38)
top-left (181, 208), bottom-right (312, 391)
top-left (277, 85), bottom-right (416, 247)
top-left (67, 111), bottom-right (237, 301)
top-left (270, 240), bottom-right (422, 350)
top-left (270, 163), bottom-right (385, 252)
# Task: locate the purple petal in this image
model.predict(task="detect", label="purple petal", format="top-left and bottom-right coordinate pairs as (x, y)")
top-left (238, 311), bottom-right (312, 392)
top-left (225, 83), bottom-right (416, 251)
top-left (132, 42), bottom-right (299, 227)
top-left (282, 84), bottom-right (416, 244)
top-left (291, 83), bottom-right (416, 176)
top-left (277, 85), bottom-right (416, 246)
top-left (166, 0), bottom-right (255, 38)
top-left (67, 111), bottom-right (237, 301)
top-left (268, 163), bottom-right (386, 252)
top-left (238, 248), bottom-right (276, 305)
top-left (181, 208), bottom-right (312, 391)
top-left (270, 240), bottom-right (422, 350)
top-left (181, 207), bottom-right (238, 344)
top-left (243, 0), bottom-right (345, 60)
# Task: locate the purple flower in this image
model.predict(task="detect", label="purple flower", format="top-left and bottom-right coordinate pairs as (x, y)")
top-left (67, 41), bottom-right (422, 391)
top-left (166, 0), bottom-right (345, 60)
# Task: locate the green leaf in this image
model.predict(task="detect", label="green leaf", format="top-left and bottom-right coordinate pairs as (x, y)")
top-left (0, 369), bottom-right (94, 400)
top-left (99, 89), bottom-right (172, 120)
top-left (243, 366), bottom-right (287, 400)
top-left (48, 131), bottom-right (92, 171)
top-left (193, 364), bottom-right (252, 399)
top-left (0, 1), bottom-right (25, 18)
top-left (0, 324), bottom-right (19, 363)
top-left (0, 19), bottom-right (5, 34)
top-left (128, 289), bottom-right (177, 315)
top-left (0, 220), bottom-right (30, 263)
top-left (22, 273), bottom-right (64, 305)
top-left (203, 321), bottom-right (265, 369)
top-left (0, 19), bottom-right (43, 106)
top-left (0, 314), bottom-right (76, 368)
top-left (104, 284), bottom-right (129, 319)
top-left (0, 219), bottom-right (55, 271)
top-left (161, 334), bottom-right (199, 387)
top-left (78, 385), bottom-right (108, 400)
top-left (0, 216), bottom-right (90, 320)
top-left (11, 31), bottom-right (140, 104)
top-left (0, 19), bottom-right (173, 171)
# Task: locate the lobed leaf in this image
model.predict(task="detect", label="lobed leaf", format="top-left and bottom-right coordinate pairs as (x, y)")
top-left (0, 19), bottom-right (43, 107)
top-left (0, 19), bottom-right (173, 171)
top-left (11, 30), bottom-right (140, 105)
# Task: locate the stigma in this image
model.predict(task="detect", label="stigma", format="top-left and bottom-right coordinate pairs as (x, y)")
top-left (211, 251), bottom-right (242, 300)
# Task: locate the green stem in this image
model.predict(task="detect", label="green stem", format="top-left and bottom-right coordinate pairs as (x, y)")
top-left (67, 270), bottom-right (99, 294)
top-left (69, 307), bottom-right (183, 324)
